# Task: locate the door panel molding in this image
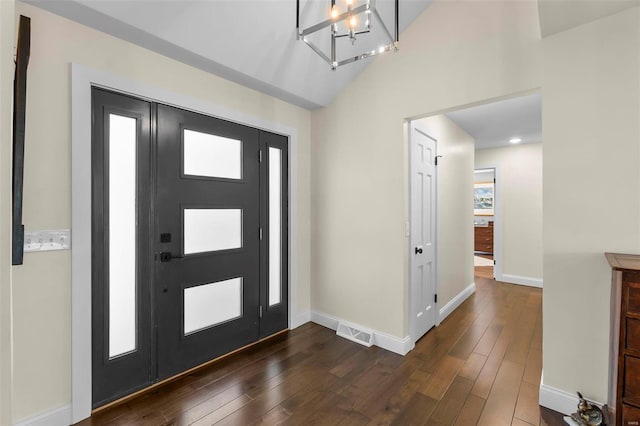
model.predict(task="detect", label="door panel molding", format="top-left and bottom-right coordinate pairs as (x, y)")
top-left (408, 119), bottom-right (438, 345)
top-left (72, 64), bottom-right (300, 423)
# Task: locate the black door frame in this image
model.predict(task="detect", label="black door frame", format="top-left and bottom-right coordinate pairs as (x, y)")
top-left (90, 87), bottom-right (290, 408)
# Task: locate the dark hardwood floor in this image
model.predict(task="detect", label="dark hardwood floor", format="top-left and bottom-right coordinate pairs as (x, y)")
top-left (78, 275), bottom-right (566, 425)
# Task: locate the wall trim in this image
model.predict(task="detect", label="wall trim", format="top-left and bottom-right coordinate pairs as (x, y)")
top-left (310, 311), bottom-right (414, 355)
top-left (71, 63), bottom-right (300, 423)
top-left (539, 383), bottom-right (604, 416)
top-left (13, 404), bottom-right (71, 426)
top-left (500, 273), bottom-right (543, 288)
top-left (290, 311), bottom-right (311, 329)
top-left (439, 282), bottom-right (476, 323)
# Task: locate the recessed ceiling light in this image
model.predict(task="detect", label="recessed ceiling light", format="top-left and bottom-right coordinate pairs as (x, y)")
top-left (509, 137), bottom-right (522, 144)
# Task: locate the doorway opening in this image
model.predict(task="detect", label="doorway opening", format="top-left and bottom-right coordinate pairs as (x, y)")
top-left (445, 92), bottom-right (542, 287)
top-left (71, 65), bottom-right (300, 423)
top-left (474, 167), bottom-right (495, 279)
top-left (406, 90), bottom-right (542, 350)
top-left (91, 88), bottom-right (289, 408)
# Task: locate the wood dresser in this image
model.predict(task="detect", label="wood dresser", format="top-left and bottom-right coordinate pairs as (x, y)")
top-left (606, 252), bottom-right (640, 426)
top-left (474, 222), bottom-right (494, 254)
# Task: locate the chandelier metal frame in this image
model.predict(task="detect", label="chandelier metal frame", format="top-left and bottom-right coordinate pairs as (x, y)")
top-left (296, 0), bottom-right (399, 70)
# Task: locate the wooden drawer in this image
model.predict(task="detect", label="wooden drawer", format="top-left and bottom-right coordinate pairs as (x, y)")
top-left (623, 403), bottom-right (640, 426)
top-left (624, 355), bottom-right (640, 405)
top-left (475, 243), bottom-right (493, 253)
top-left (627, 281), bottom-right (640, 315)
top-left (475, 227), bottom-right (492, 237)
top-left (628, 318), bottom-right (640, 353)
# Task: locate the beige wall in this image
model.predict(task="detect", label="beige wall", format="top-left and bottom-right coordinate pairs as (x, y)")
top-left (0, 1), bottom-right (15, 424)
top-left (8, 0), bottom-right (640, 420)
top-left (419, 115), bottom-right (474, 310)
top-left (311, 0), bottom-right (541, 338)
top-left (12, 2), bottom-right (311, 421)
top-left (476, 143), bottom-right (543, 280)
top-left (542, 8), bottom-right (640, 403)
top-left (312, 0), bottom-right (640, 410)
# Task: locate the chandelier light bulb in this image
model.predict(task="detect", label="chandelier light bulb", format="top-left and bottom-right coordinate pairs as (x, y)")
top-left (349, 15), bottom-right (357, 29)
top-left (331, 5), bottom-right (338, 18)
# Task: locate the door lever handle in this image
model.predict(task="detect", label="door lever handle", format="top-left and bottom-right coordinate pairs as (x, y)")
top-left (160, 252), bottom-right (185, 262)
top-left (415, 246), bottom-right (423, 255)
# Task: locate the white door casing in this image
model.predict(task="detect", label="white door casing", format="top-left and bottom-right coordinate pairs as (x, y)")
top-left (409, 121), bottom-right (437, 343)
top-left (71, 64), bottom-right (299, 423)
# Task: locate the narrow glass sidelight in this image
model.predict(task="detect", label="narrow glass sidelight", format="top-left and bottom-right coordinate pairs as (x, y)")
top-left (268, 147), bottom-right (282, 306)
top-left (183, 208), bottom-right (243, 254)
top-left (184, 277), bottom-right (243, 335)
top-left (183, 129), bottom-right (242, 179)
top-left (108, 114), bottom-right (137, 359)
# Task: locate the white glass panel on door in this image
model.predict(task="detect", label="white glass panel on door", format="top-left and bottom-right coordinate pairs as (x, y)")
top-left (108, 114), bottom-right (137, 358)
top-left (183, 129), bottom-right (242, 179)
top-left (184, 277), bottom-right (243, 335)
top-left (268, 147), bottom-right (282, 306)
top-left (183, 208), bottom-right (242, 254)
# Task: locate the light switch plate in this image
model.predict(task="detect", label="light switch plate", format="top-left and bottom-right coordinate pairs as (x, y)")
top-left (24, 229), bottom-right (71, 252)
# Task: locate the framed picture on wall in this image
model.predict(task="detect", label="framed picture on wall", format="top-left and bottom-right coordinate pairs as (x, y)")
top-left (474, 181), bottom-right (494, 216)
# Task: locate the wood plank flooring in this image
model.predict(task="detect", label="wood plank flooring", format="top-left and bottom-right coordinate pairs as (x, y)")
top-left (474, 254), bottom-right (494, 280)
top-left (77, 275), bottom-right (566, 425)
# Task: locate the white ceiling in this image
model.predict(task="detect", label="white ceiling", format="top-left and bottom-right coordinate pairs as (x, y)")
top-left (27, 0), bottom-right (433, 109)
top-left (445, 93), bottom-right (542, 150)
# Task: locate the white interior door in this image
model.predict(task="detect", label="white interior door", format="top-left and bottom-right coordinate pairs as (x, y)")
top-left (410, 121), bottom-right (437, 342)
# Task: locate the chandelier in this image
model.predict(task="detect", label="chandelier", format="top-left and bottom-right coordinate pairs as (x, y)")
top-left (296, 0), bottom-right (399, 70)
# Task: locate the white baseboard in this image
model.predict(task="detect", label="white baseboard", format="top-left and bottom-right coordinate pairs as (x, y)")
top-left (14, 404), bottom-right (71, 426)
top-left (372, 330), bottom-right (414, 355)
top-left (439, 282), bottom-right (476, 323)
top-left (500, 273), bottom-right (543, 288)
top-left (310, 310), bottom-right (413, 355)
top-left (539, 383), bottom-right (604, 415)
top-left (290, 310), bottom-right (311, 329)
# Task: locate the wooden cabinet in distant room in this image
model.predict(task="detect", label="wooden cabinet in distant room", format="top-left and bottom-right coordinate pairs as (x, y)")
top-left (474, 222), bottom-right (493, 254)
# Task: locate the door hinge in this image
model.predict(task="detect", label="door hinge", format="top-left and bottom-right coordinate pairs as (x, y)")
top-left (494, 178), bottom-right (496, 184)
top-left (259, 227), bottom-right (263, 240)
top-left (259, 305), bottom-right (263, 318)
top-left (259, 150), bottom-right (263, 162)
top-left (494, 259), bottom-right (496, 265)
top-left (434, 294), bottom-right (438, 304)
top-left (435, 155), bottom-right (442, 166)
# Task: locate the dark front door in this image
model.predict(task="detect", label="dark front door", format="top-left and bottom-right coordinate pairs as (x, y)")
top-left (155, 105), bottom-right (261, 378)
top-left (92, 89), bottom-right (289, 407)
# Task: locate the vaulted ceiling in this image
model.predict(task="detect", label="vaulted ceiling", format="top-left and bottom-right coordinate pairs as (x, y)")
top-left (27, 0), bottom-right (433, 109)
top-left (25, 0), bottom-right (640, 110)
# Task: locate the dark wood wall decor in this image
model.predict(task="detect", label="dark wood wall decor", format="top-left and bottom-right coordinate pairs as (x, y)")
top-left (605, 252), bottom-right (640, 426)
top-left (12, 15), bottom-right (31, 265)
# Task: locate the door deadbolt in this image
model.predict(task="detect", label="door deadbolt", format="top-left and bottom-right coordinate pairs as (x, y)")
top-left (160, 252), bottom-right (185, 262)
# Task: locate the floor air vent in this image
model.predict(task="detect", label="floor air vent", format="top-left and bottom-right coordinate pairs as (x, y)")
top-left (336, 322), bottom-right (374, 347)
